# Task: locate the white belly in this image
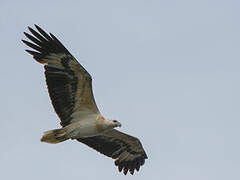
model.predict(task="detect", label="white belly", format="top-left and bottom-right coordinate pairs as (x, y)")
top-left (64, 120), bottom-right (99, 139)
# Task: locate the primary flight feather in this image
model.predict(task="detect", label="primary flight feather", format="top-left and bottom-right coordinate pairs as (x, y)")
top-left (22, 25), bottom-right (147, 175)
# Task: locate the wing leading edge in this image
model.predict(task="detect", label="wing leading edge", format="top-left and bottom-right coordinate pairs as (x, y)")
top-left (23, 25), bottom-right (99, 127)
top-left (77, 129), bottom-right (148, 175)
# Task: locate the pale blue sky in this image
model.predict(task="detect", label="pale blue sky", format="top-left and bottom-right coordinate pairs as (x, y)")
top-left (1, 0), bottom-right (240, 179)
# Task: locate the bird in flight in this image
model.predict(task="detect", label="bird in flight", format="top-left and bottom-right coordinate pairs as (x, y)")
top-left (22, 25), bottom-right (147, 175)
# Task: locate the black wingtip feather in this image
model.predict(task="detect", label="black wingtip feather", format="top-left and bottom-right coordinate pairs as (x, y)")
top-left (28, 26), bottom-right (48, 43)
top-left (25, 49), bottom-right (38, 55)
top-left (34, 24), bottom-right (41, 30)
top-left (114, 152), bottom-right (147, 175)
top-left (118, 165), bottom-right (123, 172)
top-left (49, 33), bottom-right (58, 41)
top-left (34, 24), bottom-right (52, 41)
top-left (23, 25), bottom-right (72, 60)
top-left (136, 163), bottom-right (140, 171)
top-left (25, 50), bottom-right (45, 63)
top-left (130, 169), bottom-right (134, 175)
top-left (22, 40), bottom-right (42, 52)
top-left (123, 168), bottom-right (128, 175)
top-left (24, 32), bottom-right (43, 47)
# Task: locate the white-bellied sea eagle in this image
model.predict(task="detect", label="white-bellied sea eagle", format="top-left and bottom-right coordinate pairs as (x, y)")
top-left (22, 25), bottom-right (147, 175)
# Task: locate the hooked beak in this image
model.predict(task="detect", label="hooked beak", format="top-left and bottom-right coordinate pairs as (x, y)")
top-left (116, 122), bottom-right (122, 128)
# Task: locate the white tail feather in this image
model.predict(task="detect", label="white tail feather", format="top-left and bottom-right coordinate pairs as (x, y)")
top-left (41, 129), bottom-right (69, 144)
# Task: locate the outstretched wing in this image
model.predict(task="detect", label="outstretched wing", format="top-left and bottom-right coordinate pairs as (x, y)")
top-left (77, 129), bottom-right (148, 175)
top-left (23, 25), bottom-right (100, 127)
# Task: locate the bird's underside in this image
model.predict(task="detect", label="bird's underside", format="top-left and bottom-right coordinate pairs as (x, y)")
top-left (22, 24), bottom-right (148, 175)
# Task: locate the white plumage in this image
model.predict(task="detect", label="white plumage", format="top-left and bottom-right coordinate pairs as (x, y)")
top-left (23, 25), bottom-right (147, 175)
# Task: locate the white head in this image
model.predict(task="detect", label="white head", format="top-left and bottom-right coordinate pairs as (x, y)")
top-left (112, 120), bottom-right (122, 128)
top-left (105, 119), bottom-right (122, 128)
top-left (96, 116), bottom-right (122, 132)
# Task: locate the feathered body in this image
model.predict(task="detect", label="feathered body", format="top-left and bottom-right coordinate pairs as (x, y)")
top-left (22, 25), bottom-right (147, 175)
top-left (41, 114), bottom-right (121, 143)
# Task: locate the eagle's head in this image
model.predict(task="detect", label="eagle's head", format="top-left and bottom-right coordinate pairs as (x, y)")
top-left (112, 120), bottom-right (122, 128)
top-left (96, 116), bottom-right (122, 131)
top-left (104, 119), bottom-right (122, 128)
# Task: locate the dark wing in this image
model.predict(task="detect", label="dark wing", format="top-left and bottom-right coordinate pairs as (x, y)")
top-left (23, 25), bottom-right (100, 127)
top-left (77, 129), bottom-right (148, 175)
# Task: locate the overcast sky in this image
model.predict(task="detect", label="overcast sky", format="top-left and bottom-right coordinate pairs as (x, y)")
top-left (1, 0), bottom-right (240, 179)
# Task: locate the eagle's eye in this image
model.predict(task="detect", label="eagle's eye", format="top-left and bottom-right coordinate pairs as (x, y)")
top-left (113, 120), bottom-right (117, 123)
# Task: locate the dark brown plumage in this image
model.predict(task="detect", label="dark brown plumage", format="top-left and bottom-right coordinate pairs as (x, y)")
top-left (23, 25), bottom-right (148, 175)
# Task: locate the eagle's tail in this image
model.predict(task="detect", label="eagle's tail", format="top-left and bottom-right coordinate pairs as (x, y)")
top-left (41, 128), bottom-right (69, 144)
